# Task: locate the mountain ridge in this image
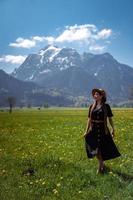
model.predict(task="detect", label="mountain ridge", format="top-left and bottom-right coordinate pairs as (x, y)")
top-left (0, 69), bottom-right (73, 107)
top-left (11, 45), bottom-right (133, 103)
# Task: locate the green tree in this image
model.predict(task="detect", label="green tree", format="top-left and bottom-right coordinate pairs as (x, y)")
top-left (7, 96), bottom-right (16, 113)
top-left (44, 103), bottom-right (49, 108)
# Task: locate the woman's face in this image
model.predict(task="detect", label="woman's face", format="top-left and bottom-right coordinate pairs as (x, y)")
top-left (93, 92), bottom-right (102, 102)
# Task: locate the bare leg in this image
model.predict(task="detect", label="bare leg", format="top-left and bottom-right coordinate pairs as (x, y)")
top-left (96, 150), bottom-right (105, 173)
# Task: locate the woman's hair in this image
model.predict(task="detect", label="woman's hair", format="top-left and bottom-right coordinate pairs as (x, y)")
top-left (92, 88), bottom-right (106, 103)
top-left (89, 88), bottom-right (106, 120)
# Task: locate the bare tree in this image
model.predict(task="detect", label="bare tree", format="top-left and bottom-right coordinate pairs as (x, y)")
top-left (7, 96), bottom-right (16, 113)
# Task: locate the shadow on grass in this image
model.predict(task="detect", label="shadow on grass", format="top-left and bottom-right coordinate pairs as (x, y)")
top-left (103, 166), bottom-right (133, 182)
top-left (113, 170), bottom-right (133, 182)
top-left (21, 155), bottom-right (133, 184)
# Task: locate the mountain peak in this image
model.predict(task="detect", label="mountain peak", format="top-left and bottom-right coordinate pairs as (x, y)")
top-left (58, 47), bottom-right (80, 58)
top-left (38, 45), bottom-right (61, 56)
top-left (101, 52), bottom-right (114, 59)
top-left (38, 45), bottom-right (61, 63)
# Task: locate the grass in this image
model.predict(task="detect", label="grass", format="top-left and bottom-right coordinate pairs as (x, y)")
top-left (0, 108), bottom-right (133, 200)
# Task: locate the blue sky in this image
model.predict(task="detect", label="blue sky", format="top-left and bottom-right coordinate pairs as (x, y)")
top-left (0, 0), bottom-right (133, 73)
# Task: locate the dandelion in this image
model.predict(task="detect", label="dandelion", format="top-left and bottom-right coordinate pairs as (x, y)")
top-left (56, 183), bottom-right (61, 187)
top-left (53, 189), bottom-right (58, 194)
top-left (109, 171), bottom-right (113, 175)
top-left (42, 181), bottom-right (46, 185)
top-left (2, 169), bottom-right (6, 173)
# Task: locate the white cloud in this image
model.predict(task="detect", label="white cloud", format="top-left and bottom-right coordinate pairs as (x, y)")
top-left (54, 24), bottom-right (112, 53)
top-left (0, 55), bottom-right (26, 64)
top-left (56, 24), bottom-right (97, 43)
top-left (9, 24), bottom-right (113, 53)
top-left (56, 28), bottom-right (88, 42)
top-left (65, 24), bottom-right (97, 30)
top-left (32, 36), bottom-right (45, 42)
top-left (9, 36), bottom-right (55, 49)
top-left (9, 37), bottom-right (36, 48)
top-left (43, 36), bottom-right (55, 44)
top-left (89, 45), bottom-right (106, 53)
top-left (96, 29), bottom-right (112, 39)
top-left (31, 36), bottom-right (55, 43)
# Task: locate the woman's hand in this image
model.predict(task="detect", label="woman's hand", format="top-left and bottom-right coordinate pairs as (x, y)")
top-left (108, 117), bottom-right (115, 138)
top-left (111, 129), bottom-right (115, 138)
top-left (83, 131), bottom-right (88, 137)
top-left (83, 127), bottom-right (92, 137)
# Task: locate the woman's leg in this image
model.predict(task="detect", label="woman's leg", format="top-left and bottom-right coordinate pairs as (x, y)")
top-left (96, 150), bottom-right (105, 173)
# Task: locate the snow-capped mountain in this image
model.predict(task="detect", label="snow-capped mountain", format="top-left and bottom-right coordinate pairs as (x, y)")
top-left (12, 45), bottom-right (133, 103)
top-left (12, 45), bottom-right (81, 81)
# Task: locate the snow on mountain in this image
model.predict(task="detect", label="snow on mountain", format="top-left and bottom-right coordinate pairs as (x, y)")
top-left (12, 45), bottom-right (82, 80)
top-left (29, 74), bottom-right (34, 80)
top-left (39, 69), bottom-right (51, 74)
top-left (38, 45), bottom-right (61, 63)
top-left (11, 45), bottom-right (133, 103)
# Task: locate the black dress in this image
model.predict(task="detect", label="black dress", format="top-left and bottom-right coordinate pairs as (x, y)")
top-left (85, 103), bottom-right (121, 161)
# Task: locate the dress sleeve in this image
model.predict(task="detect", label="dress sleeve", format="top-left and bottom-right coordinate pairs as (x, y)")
top-left (88, 105), bottom-right (92, 118)
top-left (106, 104), bottom-right (113, 117)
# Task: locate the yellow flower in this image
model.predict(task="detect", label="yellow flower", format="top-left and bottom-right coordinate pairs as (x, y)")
top-left (2, 169), bottom-right (6, 173)
top-left (42, 181), bottom-right (46, 185)
top-left (57, 183), bottom-right (61, 187)
top-left (53, 189), bottom-right (58, 194)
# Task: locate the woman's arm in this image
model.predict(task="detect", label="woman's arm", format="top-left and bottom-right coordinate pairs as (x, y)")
top-left (108, 117), bottom-right (115, 137)
top-left (83, 118), bottom-right (91, 137)
top-left (83, 104), bottom-right (93, 137)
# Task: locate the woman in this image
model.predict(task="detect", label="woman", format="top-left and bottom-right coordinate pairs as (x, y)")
top-left (84, 88), bottom-right (121, 174)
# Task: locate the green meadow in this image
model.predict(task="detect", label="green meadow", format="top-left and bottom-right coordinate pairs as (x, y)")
top-left (0, 108), bottom-right (133, 200)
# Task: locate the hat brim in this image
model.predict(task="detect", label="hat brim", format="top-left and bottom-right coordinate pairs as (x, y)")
top-left (92, 88), bottom-right (106, 96)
